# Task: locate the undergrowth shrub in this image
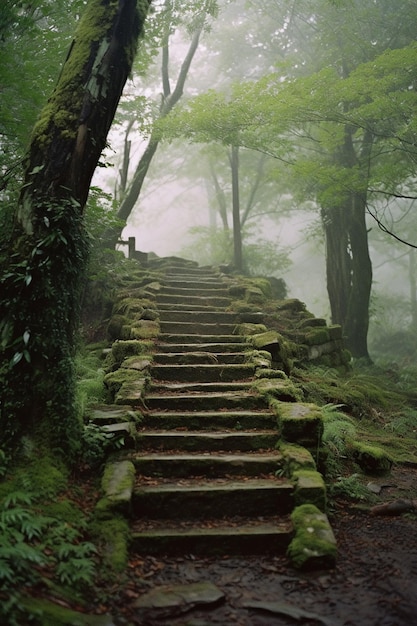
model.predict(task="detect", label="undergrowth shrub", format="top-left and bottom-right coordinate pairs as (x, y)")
top-left (321, 404), bottom-right (357, 478)
top-left (329, 473), bottom-right (374, 502)
top-left (0, 491), bottom-right (96, 625)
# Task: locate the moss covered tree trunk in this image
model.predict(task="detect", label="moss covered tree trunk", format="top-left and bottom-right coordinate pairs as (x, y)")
top-left (0, 0), bottom-right (150, 455)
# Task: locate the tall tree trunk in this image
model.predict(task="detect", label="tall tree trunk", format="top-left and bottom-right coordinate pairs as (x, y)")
top-left (322, 125), bottom-right (373, 361)
top-left (322, 203), bottom-right (352, 326)
top-left (230, 145), bottom-right (243, 271)
top-left (0, 0), bottom-right (150, 455)
top-left (344, 192), bottom-right (372, 360)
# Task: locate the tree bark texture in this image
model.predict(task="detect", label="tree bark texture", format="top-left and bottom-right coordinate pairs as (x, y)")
top-left (230, 146), bottom-right (243, 271)
top-left (0, 0), bottom-right (150, 454)
top-left (322, 126), bottom-right (373, 360)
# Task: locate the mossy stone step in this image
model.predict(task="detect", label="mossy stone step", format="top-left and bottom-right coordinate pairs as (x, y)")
top-left (159, 321), bottom-right (238, 335)
top-left (159, 310), bottom-right (238, 323)
top-left (144, 391), bottom-right (268, 412)
top-left (165, 266), bottom-right (219, 276)
top-left (153, 352), bottom-right (247, 365)
top-left (150, 381), bottom-right (253, 393)
top-left (163, 278), bottom-right (224, 289)
top-left (157, 302), bottom-right (224, 312)
top-left (150, 364), bottom-right (255, 382)
top-left (130, 518), bottom-right (293, 556)
top-left (141, 410), bottom-right (277, 430)
top-left (158, 333), bottom-right (246, 344)
top-left (131, 452), bottom-right (283, 477)
top-left (161, 286), bottom-right (230, 298)
top-left (156, 294), bottom-right (231, 307)
top-left (136, 430), bottom-right (280, 452)
top-left (132, 478), bottom-right (294, 518)
top-left (156, 342), bottom-right (248, 353)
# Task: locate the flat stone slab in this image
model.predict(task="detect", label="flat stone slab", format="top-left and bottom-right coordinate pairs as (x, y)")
top-left (243, 600), bottom-right (335, 626)
top-left (132, 452), bottom-right (283, 477)
top-left (99, 460), bottom-right (135, 514)
top-left (133, 582), bottom-right (225, 617)
top-left (90, 405), bottom-right (138, 424)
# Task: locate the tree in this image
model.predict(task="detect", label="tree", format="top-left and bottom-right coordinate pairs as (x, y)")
top-left (101, 0), bottom-right (218, 247)
top-left (0, 0), bottom-right (150, 455)
top-left (163, 1), bottom-right (417, 359)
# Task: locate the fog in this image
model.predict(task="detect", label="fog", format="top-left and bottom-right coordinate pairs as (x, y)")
top-left (92, 0), bottom-right (417, 362)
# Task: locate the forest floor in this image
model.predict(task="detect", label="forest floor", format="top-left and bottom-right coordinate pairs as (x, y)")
top-left (98, 465), bottom-right (417, 626)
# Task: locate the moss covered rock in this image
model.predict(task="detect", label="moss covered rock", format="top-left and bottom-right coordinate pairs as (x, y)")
top-left (351, 441), bottom-right (393, 475)
top-left (287, 504), bottom-right (336, 570)
top-left (276, 402), bottom-right (324, 449)
top-left (279, 443), bottom-right (317, 476)
top-left (293, 469), bottom-right (327, 510)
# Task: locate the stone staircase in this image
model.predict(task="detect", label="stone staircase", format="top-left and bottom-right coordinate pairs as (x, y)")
top-left (95, 259), bottom-right (336, 567)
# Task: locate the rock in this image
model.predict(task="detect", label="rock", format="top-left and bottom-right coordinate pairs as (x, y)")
top-left (243, 599), bottom-right (335, 625)
top-left (370, 499), bottom-right (417, 516)
top-left (133, 581), bottom-right (225, 618)
top-left (287, 504), bottom-right (337, 570)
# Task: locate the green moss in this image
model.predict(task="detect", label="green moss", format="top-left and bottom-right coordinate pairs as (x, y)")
top-left (253, 378), bottom-right (302, 403)
top-left (279, 443), bottom-right (316, 476)
top-left (255, 368), bottom-right (288, 379)
top-left (0, 452), bottom-right (68, 503)
top-left (234, 323), bottom-right (268, 336)
top-left (113, 297), bottom-right (145, 317)
top-left (103, 368), bottom-right (143, 398)
top-left (287, 504), bottom-right (336, 570)
top-left (350, 441), bottom-right (393, 475)
top-left (304, 328), bottom-right (331, 346)
top-left (98, 460), bottom-right (135, 515)
top-left (93, 516), bottom-right (131, 574)
top-left (227, 300), bottom-right (260, 313)
top-left (293, 469), bottom-right (327, 510)
top-left (111, 339), bottom-right (154, 365)
top-left (129, 319), bottom-right (160, 339)
top-left (32, 0), bottom-right (120, 147)
top-left (276, 402), bottom-right (324, 449)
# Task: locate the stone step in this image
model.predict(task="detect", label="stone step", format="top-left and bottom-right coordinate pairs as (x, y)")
top-left (150, 364), bottom-right (255, 382)
top-left (161, 282), bottom-right (227, 294)
top-left (158, 310), bottom-right (238, 323)
top-left (136, 430), bottom-right (280, 452)
top-left (159, 321), bottom-right (238, 335)
top-left (131, 452), bottom-right (282, 477)
top-left (157, 302), bottom-right (224, 313)
top-left (164, 266), bottom-right (219, 276)
top-left (132, 478), bottom-right (294, 518)
top-left (145, 388), bottom-right (267, 412)
top-left (163, 278), bottom-right (224, 289)
top-left (156, 294), bottom-right (231, 307)
top-left (158, 333), bottom-right (246, 344)
top-left (150, 382), bottom-right (253, 394)
top-left (153, 352), bottom-right (247, 365)
top-left (141, 410), bottom-right (277, 430)
top-left (130, 517), bottom-right (293, 555)
top-left (156, 342), bottom-right (248, 353)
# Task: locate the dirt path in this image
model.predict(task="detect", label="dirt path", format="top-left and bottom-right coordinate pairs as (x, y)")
top-left (105, 467), bottom-right (417, 626)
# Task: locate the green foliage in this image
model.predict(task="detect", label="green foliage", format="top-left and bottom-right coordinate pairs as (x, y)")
top-left (0, 196), bottom-right (90, 454)
top-left (329, 473), bottom-right (373, 502)
top-left (321, 404), bottom-right (357, 478)
top-left (0, 489), bottom-right (96, 625)
top-left (80, 423), bottom-right (126, 470)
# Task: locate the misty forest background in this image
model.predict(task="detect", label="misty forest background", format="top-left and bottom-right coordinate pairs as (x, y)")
top-left (1, 0), bottom-right (417, 454)
top-left (0, 1), bottom-right (417, 622)
top-left (2, 0), bottom-right (417, 368)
